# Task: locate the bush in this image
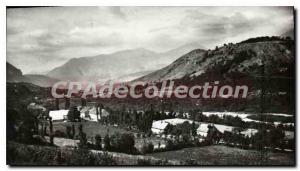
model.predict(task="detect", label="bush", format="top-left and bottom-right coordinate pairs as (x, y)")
top-left (110, 132), bottom-right (136, 154)
top-left (66, 126), bottom-right (72, 138)
top-left (141, 142), bottom-right (154, 154)
top-left (94, 134), bottom-right (102, 150)
top-left (54, 130), bottom-right (67, 138)
top-left (7, 142), bottom-right (116, 166)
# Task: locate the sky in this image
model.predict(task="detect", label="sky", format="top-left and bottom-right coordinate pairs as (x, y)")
top-left (7, 6), bottom-right (294, 74)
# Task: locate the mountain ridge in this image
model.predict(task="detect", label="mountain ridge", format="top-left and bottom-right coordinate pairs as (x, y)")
top-left (7, 62), bottom-right (59, 87)
top-left (46, 43), bottom-right (204, 82)
top-left (135, 37), bottom-right (294, 83)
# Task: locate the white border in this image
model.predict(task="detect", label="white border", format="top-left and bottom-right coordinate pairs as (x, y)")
top-left (0, 0), bottom-right (296, 6)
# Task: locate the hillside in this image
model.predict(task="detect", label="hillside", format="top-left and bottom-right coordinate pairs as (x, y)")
top-left (133, 37), bottom-right (295, 113)
top-left (24, 74), bottom-right (59, 88)
top-left (7, 62), bottom-right (27, 82)
top-left (47, 43), bottom-right (203, 82)
top-left (7, 62), bottom-right (58, 87)
top-left (137, 37), bottom-right (294, 82)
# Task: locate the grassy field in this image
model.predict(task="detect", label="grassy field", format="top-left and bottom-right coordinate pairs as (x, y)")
top-left (7, 141), bottom-right (175, 165)
top-left (146, 145), bottom-right (295, 166)
top-left (51, 121), bottom-right (165, 150)
top-left (50, 122), bottom-right (294, 166)
top-left (51, 121), bottom-right (137, 139)
top-left (7, 140), bottom-right (294, 166)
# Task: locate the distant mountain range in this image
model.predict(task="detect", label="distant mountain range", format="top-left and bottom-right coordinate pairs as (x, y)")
top-left (7, 34), bottom-right (294, 90)
top-left (6, 36), bottom-right (295, 113)
top-left (46, 42), bottom-right (203, 82)
top-left (7, 62), bottom-right (59, 87)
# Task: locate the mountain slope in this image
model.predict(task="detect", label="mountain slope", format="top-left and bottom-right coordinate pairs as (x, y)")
top-left (136, 37), bottom-right (294, 83)
top-left (134, 37), bottom-right (294, 113)
top-left (7, 62), bottom-right (58, 87)
top-left (47, 48), bottom-right (158, 82)
top-left (47, 43), bottom-right (203, 82)
top-left (7, 62), bottom-right (27, 82)
top-left (24, 74), bottom-right (59, 88)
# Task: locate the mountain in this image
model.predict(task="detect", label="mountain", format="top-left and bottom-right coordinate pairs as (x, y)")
top-left (158, 42), bottom-right (204, 65)
top-left (6, 62), bottom-right (58, 87)
top-left (136, 37), bottom-right (294, 82)
top-left (7, 62), bottom-right (27, 82)
top-left (47, 48), bottom-right (158, 82)
top-left (47, 43), bottom-right (203, 82)
top-left (114, 70), bottom-right (155, 83)
top-left (24, 74), bottom-right (59, 88)
top-left (134, 37), bottom-right (294, 113)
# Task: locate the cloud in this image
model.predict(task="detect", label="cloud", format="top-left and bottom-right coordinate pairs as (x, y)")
top-left (6, 7), bottom-right (293, 74)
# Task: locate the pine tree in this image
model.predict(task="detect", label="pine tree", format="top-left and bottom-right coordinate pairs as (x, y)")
top-left (104, 134), bottom-right (111, 150)
top-left (95, 134), bottom-right (102, 150)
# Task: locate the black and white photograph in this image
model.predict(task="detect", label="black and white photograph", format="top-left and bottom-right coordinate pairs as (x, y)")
top-left (5, 6), bottom-right (295, 166)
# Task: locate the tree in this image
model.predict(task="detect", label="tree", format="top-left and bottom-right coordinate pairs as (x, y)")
top-left (16, 110), bottom-right (38, 143)
top-left (66, 126), bottom-right (72, 138)
top-left (55, 98), bottom-right (59, 110)
top-left (191, 121), bottom-right (197, 137)
top-left (72, 124), bottom-right (75, 139)
top-left (95, 134), bottom-right (102, 150)
top-left (206, 124), bottom-right (220, 144)
top-left (110, 132), bottom-right (135, 154)
top-left (120, 133), bottom-right (135, 153)
top-left (78, 124), bottom-right (87, 148)
top-left (251, 127), bottom-right (268, 151)
top-left (141, 142), bottom-right (154, 154)
top-left (166, 140), bottom-right (175, 150)
top-left (65, 97), bottom-right (70, 109)
top-left (67, 106), bottom-right (81, 122)
top-left (81, 98), bottom-right (86, 106)
top-left (268, 126), bottom-right (285, 150)
top-left (104, 134), bottom-right (111, 150)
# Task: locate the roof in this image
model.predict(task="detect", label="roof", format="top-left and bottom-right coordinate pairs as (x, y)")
top-left (151, 118), bottom-right (294, 140)
top-left (101, 109), bottom-right (110, 117)
top-left (151, 128), bottom-right (165, 134)
top-left (80, 106), bottom-right (97, 115)
top-left (49, 110), bottom-right (69, 120)
top-left (28, 102), bottom-right (46, 112)
top-left (164, 118), bottom-right (191, 125)
top-left (80, 106), bottom-right (110, 122)
top-left (214, 124), bottom-right (234, 134)
top-left (202, 111), bottom-right (251, 119)
top-left (152, 120), bottom-right (169, 130)
top-left (197, 123), bottom-right (209, 136)
top-left (240, 129), bottom-right (258, 137)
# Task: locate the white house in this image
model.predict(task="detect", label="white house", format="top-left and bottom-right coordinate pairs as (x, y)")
top-left (49, 110), bottom-right (69, 121)
top-left (197, 123), bottom-right (210, 137)
top-left (150, 118), bottom-right (294, 141)
top-left (152, 118), bottom-right (243, 138)
top-left (80, 106), bottom-right (110, 122)
top-left (151, 121), bottom-right (169, 134)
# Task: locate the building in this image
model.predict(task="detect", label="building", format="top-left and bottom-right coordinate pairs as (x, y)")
top-left (151, 121), bottom-right (169, 134)
top-left (151, 118), bottom-right (250, 137)
top-left (79, 106), bottom-right (110, 122)
top-left (49, 110), bottom-right (69, 121)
